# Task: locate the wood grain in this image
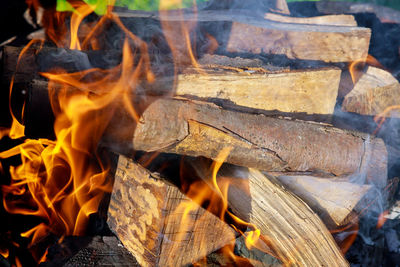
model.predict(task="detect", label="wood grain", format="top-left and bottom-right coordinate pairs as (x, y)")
top-left (189, 161), bottom-right (349, 267)
top-left (264, 13), bottom-right (357, 27)
top-left (170, 67), bottom-right (341, 115)
top-left (276, 175), bottom-right (372, 228)
top-left (107, 155), bottom-right (236, 267)
top-left (342, 67), bottom-right (400, 117)
top-left (227, 20), bottom-right (371, 63)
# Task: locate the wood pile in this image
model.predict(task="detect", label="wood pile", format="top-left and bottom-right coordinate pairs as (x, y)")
top-left (4, 0), bottom-right (397, 266)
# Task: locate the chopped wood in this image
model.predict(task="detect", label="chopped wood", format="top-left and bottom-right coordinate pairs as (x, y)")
top-left (273, 0), bottom-right (290, 15)
top-left (156, 66), bottom-right (341, 115)
top-left (189, 161), bottom-right (349, 266)
top-left (105, 97), bottom-right (388, 188)
top-left (264, 13), bottom-right (357, 27)
top-left (342, 66), bottom-right (400, 117)
top-left (226, 20), bottom-right (371, 63)
top-left (23, 81), bottom-right (388, 187)
top-left (275, 175), bottom-right (372, 228)
top-left (114, 9), bottom-right (369, 63)
top-left (343, 83), bottom-right (400, 118)
top-left (107, 155), bottom-right (236, 267)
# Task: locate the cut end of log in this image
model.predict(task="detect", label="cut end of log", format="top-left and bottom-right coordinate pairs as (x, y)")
top-left (107, 155), bottom-right (236, 267)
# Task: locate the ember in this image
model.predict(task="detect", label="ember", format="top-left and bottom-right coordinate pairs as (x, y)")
top-left (1, 0), bottom-right (400, 266)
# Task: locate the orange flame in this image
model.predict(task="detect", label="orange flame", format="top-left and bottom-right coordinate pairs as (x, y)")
top-left (349, 54), bottom-right (384, 85)
top-left (0, 1), bottom-right (157, 263)
top-left (175, 147), bottom-right (278, 264)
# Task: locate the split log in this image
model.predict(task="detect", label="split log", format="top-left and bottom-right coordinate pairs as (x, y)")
top-left (5, 46), bottom-right (341, 116)
top-left (104, 97), bottom-right (388, 188)
top-left (275, 175), bottom-right (372, 228)
top-left (155, 66), bottom-right (341, 115)
top-left (342, 66), bottom-right (400, 117)
top-left (264, 13), bottom-right (357, 27)
top-left (273, 0), bottom-right (290, 15)
top-left (188, 161), bottom-right (349, 266)
top-left (107, 155), bottom-right (236, 267)
top-left (116, 10), bottom-right (370, 63)
top-left (226, 19), bottom-right (371, 63)
top-left (343, 83), bottom-right (400, 118)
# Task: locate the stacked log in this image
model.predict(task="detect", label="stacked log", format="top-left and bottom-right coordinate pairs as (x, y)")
top-left (4, 3), bottom-right (394, 266)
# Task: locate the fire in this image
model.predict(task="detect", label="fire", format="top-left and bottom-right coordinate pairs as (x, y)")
top-left (2, 0), bottom-right (300, 265)
top-left (0, 0), bottom-right (155, 264)
top-left (175, 147), bottom-right (278, 265)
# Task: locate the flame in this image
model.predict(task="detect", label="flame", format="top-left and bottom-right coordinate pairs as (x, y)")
top-left (174, 147), bottom-right (278, 264)
top-left (0, 248), bottom-right (9, 259)
top-left (0, 1), bottom-right (157, 263)
top-left (349, 54), bottom-right (383, 84)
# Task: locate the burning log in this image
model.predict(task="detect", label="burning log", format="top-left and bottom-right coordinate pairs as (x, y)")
top-left (275, 175), bottom-right (372, 228)
top-left (342, 66), bottom-right (400, 117)
top-left (107, 155), bottom-right (236, 267)
top-left (4, 44), bottom-right (341, 116)
top-left (226, 19), bottom-right (371, 63)
top-left (188, 161), bottom-right (349, 266)
top-left (104, 97), bottom-right (388, 188)
top-left (2, 45), bottom-right (121, 83)
top-left (264, 13), bottom-right (357, 27)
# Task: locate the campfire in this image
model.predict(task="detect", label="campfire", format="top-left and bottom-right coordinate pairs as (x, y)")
top-left (1, 0), bottom-right (400, 266)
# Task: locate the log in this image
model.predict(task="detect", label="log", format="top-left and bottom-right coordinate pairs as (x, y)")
top-left (5, 45), bottom-right (342, 115)
top-left (2, 45), bottom-right (122, 83)
top-left (107, 155), bottom-right (236, 267)
top-left (342, 66), bottom-right (400, 117)
top-left (188, 160), bottom-right (349, 266)
top-left (116, 10), bottom-right (370, 63)
top-left (264, 13), bottom-right (357, 27)
top-left (104, 97), bottom-right (388, 188)
top-left (22, 80), bottom-right (388, 188)
top-left (226, 19), bottom-right (371, 63)
top-left (156, 65), bottom-right (341, 115)
top-left (275, 175), bottom-right (372, 228)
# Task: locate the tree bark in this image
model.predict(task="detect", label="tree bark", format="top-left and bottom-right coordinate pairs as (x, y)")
top-left (103, 97), bottom-right (388, 188)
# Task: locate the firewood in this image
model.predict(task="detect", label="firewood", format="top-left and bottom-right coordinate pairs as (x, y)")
top-left (22, 80), bottom-right (388, 188)
top-left (226, 20), bottom-right (371, 63)
top-left (264, 13), bottom-right (357, 27)
top-left (103, 97), bottom-right (388, 188)
top-left (107, 155), bottom-right (236, 267)
top-left (274, 0), bottom-right (290, 15)
top-left (116, 10), bottom-right (370, 63)
top-left (342, 66), bottom-right (400, 117)
top-left (5, 46), bottom-right (341, 117)
top-left (188, 161), bottom-right (349, 266)
top-left (154, 66), bottom-right (341, 115)
top-left (275, 175), bottom-right (372, 228)
top-left (2, 45), bottom-right (121, 83)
